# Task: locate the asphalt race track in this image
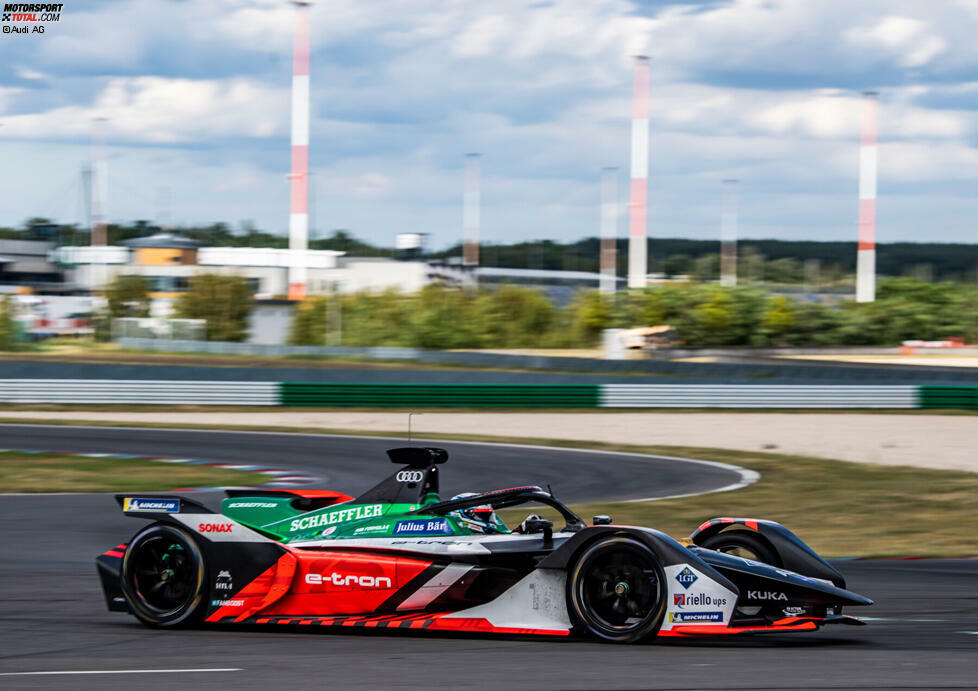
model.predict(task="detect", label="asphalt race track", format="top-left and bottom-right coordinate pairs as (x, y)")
top-left (0, 425), bottom-right (975, 690)
top-left (4, 357), bottom-right (976, 385)
top-left (0, 424), bottom-right (747, 502)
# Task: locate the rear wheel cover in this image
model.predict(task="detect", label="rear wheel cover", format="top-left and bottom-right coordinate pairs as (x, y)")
top-left (568, 537), bottom-right (666, 643)
top-left (700, 531), bottom-right (779, 617)
top-left (700, 530), bottom-right (779, 566)
top-left (120, 524), bottom-right (205, 627)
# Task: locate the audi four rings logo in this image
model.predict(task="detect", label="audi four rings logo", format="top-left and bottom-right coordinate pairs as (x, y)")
top-left (396, 470), bottom-right (424, 483)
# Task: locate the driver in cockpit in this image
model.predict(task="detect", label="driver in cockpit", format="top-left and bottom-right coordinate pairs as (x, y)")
top-left (447, 492), bottom-right (546, 535)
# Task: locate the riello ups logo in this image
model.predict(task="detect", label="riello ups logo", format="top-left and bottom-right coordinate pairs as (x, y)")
top-left (2, 3), bottom-right (63, 35)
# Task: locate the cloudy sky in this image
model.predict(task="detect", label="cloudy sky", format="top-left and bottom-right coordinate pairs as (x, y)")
top-left (1, 0), bottom-right (976, 249)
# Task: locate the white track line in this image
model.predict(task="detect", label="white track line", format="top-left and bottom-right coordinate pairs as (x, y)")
top-left (0, 668), bottom-right (241, 676)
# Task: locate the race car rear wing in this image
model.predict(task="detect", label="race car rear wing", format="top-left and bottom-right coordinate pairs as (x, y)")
top-left (351, 447), bottom-right (447, 506)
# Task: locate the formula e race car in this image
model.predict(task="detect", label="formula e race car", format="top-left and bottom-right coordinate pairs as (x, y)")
top-left (96, 447), bottom-right (872, 643)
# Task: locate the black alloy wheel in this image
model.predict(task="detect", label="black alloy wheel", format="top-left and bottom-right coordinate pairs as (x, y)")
top-left (568, 537), bottom-right (666, 643)
top-left (120, 524), bottom-right (205, 627)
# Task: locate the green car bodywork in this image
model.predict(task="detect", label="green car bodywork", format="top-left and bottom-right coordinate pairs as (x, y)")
top-left (222, 495), bottom-right (510, 543)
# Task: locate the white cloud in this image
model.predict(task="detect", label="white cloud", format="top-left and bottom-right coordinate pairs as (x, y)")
top-left (16, 67), bottom-right (47, 81)
top-left (749, 92), bottom-right (970, 141)
top-left (1, 0), bottom-right (977, 244)
top-left (846, 15), bottom-right (948, 68)
top-left (0, 77), bottom-right (288, 143)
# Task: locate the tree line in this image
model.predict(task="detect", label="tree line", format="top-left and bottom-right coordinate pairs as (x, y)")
top-left (6, 218), bottom-right (978, 283)
top-left (5, 274), bottom-right (974, 350)
top-left (287, 278), bottom-right (978, 349)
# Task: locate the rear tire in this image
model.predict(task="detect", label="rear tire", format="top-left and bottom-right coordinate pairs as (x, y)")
top-left (567, 536), bottom-right (667, 643)
top-left (120, 523), bottom-right (206, 627)
top-left (700, 530), bottom-right (779, 566)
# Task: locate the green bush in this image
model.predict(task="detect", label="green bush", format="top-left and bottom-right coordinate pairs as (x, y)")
top-left (288, 296), bottom-right (327, 346)
top-left (174, 274), bottom-right (252, 342)
top-left (283, 278), bottom-right (978, 351)
top-left (0, 296), bottom-right (21, 350)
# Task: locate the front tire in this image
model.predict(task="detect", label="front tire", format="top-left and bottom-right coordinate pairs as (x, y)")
top-left (567, 536), bottom-right (667, 643)
top-left (120, 523), bottom-right (206, 627)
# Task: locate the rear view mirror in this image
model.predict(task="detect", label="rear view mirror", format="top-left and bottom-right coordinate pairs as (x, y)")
top-left (593, 515), bottom-right (612, 525)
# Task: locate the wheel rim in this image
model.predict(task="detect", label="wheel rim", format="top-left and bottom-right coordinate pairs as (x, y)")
top-left (128, 534), bottom-right (198, 616)
top-left (577, 543), bottom-right (662, 633)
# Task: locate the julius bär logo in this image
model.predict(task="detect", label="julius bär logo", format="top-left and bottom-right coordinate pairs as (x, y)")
top-left (3, 3), bottom-right (63, 35)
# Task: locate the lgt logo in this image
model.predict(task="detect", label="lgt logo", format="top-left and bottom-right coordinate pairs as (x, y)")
top-left (675, 567), bottom-right (698, 589)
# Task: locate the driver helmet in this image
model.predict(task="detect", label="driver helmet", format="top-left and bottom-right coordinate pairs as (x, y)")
top-left (448, 492), bottom-right (501, 534)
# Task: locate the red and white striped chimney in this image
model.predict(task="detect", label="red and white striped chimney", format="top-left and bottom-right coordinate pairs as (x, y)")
top-left (600, 167), bottom-right (618, 295)
top-left (463, 153), bottom-right (480, 269)
top-left (627, 56), bottom-right (650, 289)
top-left (856, 91), bottom-right (878, 303)
top-left (720, 178), bottom-right (738, 287)
top-left (288, 1), bottom-right (311, 301)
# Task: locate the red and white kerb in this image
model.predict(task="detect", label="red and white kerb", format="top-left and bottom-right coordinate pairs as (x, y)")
top-left (627, 56), bottom-right (650, 289)
top-left (288, 1), bottom-right (311, 301)
top-left (856, 91), bottom-right (878, 303)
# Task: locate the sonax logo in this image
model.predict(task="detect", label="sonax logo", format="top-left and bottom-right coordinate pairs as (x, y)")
top-left (198, 523), bottom-right (233, 534)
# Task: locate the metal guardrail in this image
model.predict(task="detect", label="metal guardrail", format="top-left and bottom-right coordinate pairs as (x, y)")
top-left (919, 386), bottom-right (978, 409)
top-left (601, 385), bottom-right (919, 408)
top-left (280, 383), bottom-right (600, 407)
top-left (117, 338), bottom-right (978, 385)
top-left (2, 379), bottom-right (974, 409)
top-left (0, 380), bottom-right (278, 405)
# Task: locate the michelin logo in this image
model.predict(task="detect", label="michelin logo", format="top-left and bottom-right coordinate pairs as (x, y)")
top-left (669, 611), bottom-right (724, 623)
top-left (123, 497), bottom-right (179, 513)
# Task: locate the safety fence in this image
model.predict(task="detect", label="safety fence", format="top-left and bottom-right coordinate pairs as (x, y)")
top-left (1, 380), bottom-right (976, 409)
top-left (116, 338), bottom-right (978, 385)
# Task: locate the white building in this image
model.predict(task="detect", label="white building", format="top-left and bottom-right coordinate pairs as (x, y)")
top-left (54, 233), bottom-right (471, 306)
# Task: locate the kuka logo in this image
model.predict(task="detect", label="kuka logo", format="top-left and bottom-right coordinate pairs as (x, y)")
top-left (198, 523), bottom-right (233, 533)
top-left (747, 590), bottom-right (787, 601)
top-left (305, 572), bottom-right (392, 588)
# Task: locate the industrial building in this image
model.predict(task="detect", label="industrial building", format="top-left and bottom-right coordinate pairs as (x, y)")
top-left (54, 232), bottom-right (472, 305)
top-left (0, 239), bottom-right (63, 293)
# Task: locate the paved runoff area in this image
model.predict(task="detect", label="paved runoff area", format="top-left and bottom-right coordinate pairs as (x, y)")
top-left (2, 410), bottom-right (976, 472)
